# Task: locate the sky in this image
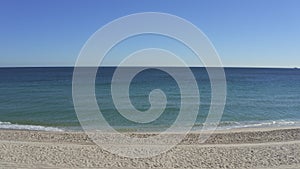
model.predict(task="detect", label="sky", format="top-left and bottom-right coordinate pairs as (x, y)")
top-left (0, 0), bottom-right (299, 68)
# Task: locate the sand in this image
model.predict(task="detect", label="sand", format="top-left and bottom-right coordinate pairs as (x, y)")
top-left (0, 127), bottom-right (300, 169)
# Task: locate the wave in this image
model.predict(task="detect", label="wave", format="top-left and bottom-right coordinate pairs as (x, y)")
top-left (0, 121), bottom-right (63, 132)
top-left (193, 119), bottom-right (300, 131)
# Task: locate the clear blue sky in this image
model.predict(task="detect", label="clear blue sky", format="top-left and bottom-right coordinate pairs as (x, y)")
top-left (0, 0), bottom-right (299, 67)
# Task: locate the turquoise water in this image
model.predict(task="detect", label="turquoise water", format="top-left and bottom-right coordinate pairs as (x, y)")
top-left (0, 67), bottom-right (299, 131)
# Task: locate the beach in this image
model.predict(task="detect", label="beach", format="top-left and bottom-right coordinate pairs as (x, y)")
top-left (0, 127), bottom-right (300, 169)
top-left (1, 0), bottom-right (300, 168)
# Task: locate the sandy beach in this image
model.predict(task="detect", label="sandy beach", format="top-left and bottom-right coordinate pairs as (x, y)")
top-left (0, 127), bottom-right (300, 169)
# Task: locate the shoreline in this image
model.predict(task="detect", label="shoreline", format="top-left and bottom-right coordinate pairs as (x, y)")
top-left (2, 120), bottom-right (300, 133)
top-left (2, 117), bottom-right (300, 134)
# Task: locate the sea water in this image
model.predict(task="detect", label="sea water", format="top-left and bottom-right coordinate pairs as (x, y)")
top-left (0, 67), bottom-right (299, 132)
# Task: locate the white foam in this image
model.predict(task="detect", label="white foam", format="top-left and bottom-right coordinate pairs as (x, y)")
top-left (0, 121), bottom-right (63, 132)
top-left (217, 120), bottom-right (300, 130)
top-left (192, 119), bottom-right (300, 131)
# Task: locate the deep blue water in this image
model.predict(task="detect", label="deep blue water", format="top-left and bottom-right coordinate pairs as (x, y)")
top-left (0, 67), bottom-right (299, 131)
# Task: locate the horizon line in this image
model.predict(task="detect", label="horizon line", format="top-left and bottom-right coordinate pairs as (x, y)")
top-left (0, 65), bottom-right (298, 69)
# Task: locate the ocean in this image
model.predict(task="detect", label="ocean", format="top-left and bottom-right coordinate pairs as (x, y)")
top-left (0, 67), bottom-right (299, 132)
